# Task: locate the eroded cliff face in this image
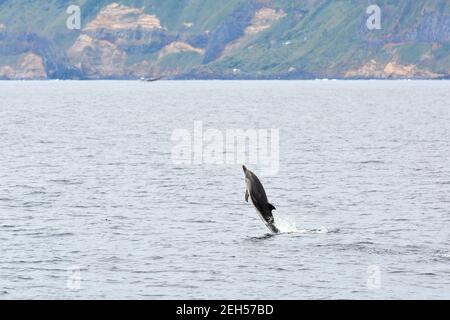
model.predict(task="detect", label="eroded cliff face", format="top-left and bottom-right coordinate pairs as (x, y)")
top-left (0, 53), bottom-right (47, 80)
top-left (345, 59), bottom-right (443, 79)
top-left (67, 3), bottom-right (160, 78)
top-left (346, 8), bottom-right (450, 79)
top-left (221, 7), bottom-right (286, 58)
top-left (68, 34), bottom-right (128, 78)
top-left (84, 3), bottom-right (162, 31)
top-left (0, 1), bottom-right (449, 79)
top-left (157, 41), bottom-right (204, 59)
top-left (66, 2), bottom-right (206, 78)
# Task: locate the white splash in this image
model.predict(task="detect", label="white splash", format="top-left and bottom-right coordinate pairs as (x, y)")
top-left (274, 213), bottom-right (332, 235)
top-left (274, 213), bottom-right (299, 233)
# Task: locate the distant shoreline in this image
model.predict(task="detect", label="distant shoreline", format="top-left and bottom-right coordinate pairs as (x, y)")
top-left (1, 78), bottom-right (449, 81)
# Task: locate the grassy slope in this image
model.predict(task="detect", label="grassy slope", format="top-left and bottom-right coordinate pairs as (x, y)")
top-left (0, 0), bottom-right (245, 67)
top-left (1, 0), bottom-right (449, 77)
top-left (209, 0), bottom-right (450, 77)
top-left (0, 0), bottom-right (245, 35)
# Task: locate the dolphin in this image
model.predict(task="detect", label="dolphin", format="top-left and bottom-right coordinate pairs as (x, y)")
top-left (242, 165), bottom-right (280, 233)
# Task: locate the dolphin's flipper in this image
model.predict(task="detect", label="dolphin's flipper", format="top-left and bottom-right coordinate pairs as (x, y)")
top-left (268, 203), bottom-right (276, 211)
top-left (245, 189), bottom-right (249, 202)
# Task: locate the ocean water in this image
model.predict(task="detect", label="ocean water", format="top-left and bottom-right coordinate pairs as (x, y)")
top-left (0, 80), bottom-right (449, 299)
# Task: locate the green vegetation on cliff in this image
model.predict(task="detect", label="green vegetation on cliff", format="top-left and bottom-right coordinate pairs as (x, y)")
top-left (0, 0), bottom-right (449, 79)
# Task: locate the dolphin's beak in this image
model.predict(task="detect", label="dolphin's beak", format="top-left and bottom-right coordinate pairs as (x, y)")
top-left (242, 165), bottom-right (247, 173)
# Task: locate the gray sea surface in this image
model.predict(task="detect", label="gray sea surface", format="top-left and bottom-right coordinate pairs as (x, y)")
top-left (0, 80), bottom-right (449, 299)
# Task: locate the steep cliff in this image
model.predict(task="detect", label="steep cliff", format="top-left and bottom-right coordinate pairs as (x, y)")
top-left (0, 0), bottom-right (449, 79)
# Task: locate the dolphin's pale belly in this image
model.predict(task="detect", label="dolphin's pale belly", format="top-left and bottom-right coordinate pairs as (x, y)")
top-left (245, 178), bottom-right (252, 193)
top-left (245, 179), bottom-right (257, 210)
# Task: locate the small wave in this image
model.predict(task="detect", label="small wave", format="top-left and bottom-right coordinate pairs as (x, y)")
top-left (358, 160), bottom-right (385, 164)
top-left (296, 227), bottom-right (340, 234)
top-left (434, 251), bottom-right (450, 260)
top-left (12, 184), bottom-right (35, 189)
top-left (37, 140), bottom-right (56, 144)
top-left (22, 201), bottom-right (52, 207)
top-left (147, 256), bottom-right (164, 261)
top-left (48, 232), bottom-right (75, 237)
top-left (18, 232), bottom-right (75, 238)
top-left (181, 219), bottom-right (216, 224)
top-left (99, 255), bottom-right (124, 263)
top-left (419, 272), bottom-right (437, 276)
top-left (48, 179), bottom-right (83, 185)
top-left (25, 191), bottom-right (46, 196)
top-left (309, 226), bottom-right (332, 234)
top-left (248, 233), bottom-right (276, 240)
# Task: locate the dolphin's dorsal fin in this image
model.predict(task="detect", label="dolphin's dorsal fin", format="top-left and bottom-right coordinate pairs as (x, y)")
top-left (268, 203), bottom-right (276, 211)
top-left (245, 190), bottom-right (249, 202)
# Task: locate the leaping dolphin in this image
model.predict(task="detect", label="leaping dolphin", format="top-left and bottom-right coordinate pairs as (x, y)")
top-left (242, 165), bottom-right (280, 234)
